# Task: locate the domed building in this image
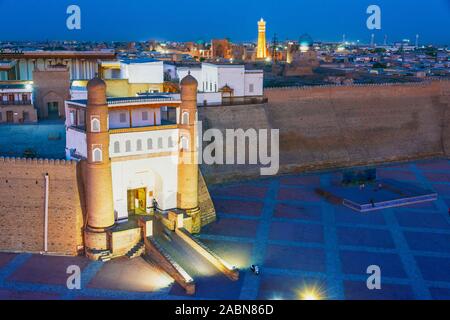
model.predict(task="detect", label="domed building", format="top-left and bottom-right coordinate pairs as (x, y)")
top-left (299, 33), bottom-right (314, 50)
top-left (284, 34), bottom-right (319, 76)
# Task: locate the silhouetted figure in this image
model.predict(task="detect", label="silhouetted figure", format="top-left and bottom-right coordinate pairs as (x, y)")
top-left (250, 265), bottom-right (260, 275)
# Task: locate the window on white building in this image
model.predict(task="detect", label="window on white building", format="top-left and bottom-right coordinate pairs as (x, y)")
top-left (158, 137), bottom-right (163, 149)
top-left (249, 83), bottom-right (254, 93)
top-left (69, 111), bottom-right (76, 126)
top-left (147, 138), bottom-right (153, 150)
top-left (168, 136), bottom-right (174, 148)
top-left (92, 147), bottom-right (102, 162)
top-left (182, 112), bottom-right (189, 125)
top-left (180, 136), bottom-right (189, 151)
top-left (136, 139), bottom-right (142, 151)
top-left (113, 141), bottom-right (120, 153)
top-left (119, 113), bottom-right (127, 123)
top-left (125, 140), bottom-right (131, 152)
top-left (91, 117), bottom-right (100, 132)
top-left (142, 111), bottom-right (148, 121)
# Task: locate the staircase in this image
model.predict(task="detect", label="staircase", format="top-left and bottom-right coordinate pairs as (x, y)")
top-left (99, 250), bottom-right (113, 262)
top-left (125, 241), bottom-right (145, 259)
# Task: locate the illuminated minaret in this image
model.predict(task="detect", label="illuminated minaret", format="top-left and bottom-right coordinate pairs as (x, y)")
top-left (177, 74), bottom-right (199, 211)
top-left (256, 18), bottom-right (268, 59)
top-left (84, 77), bottom-right (115, 260)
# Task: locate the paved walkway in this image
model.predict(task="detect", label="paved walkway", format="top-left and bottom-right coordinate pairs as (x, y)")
top-left (1, 159), bottom-right (450, 300)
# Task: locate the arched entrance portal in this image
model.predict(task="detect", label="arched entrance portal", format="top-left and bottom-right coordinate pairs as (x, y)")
top-left (125, 170), bottom-right (163, 216)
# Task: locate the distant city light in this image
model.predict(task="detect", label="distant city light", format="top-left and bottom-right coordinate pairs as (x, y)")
top-left (300, 45), bottom-right (309, 53)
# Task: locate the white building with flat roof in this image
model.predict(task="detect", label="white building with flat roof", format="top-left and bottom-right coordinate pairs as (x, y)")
top-left (120, 58), bottom-right (164, 84)
top-left (177, 63), bottom-right (264, 99)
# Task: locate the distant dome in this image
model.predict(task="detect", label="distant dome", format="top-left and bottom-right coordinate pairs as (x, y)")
top-left (299, 34), bottom-right (313, 47)
top-left (181, 74), bottom-right (198, 87)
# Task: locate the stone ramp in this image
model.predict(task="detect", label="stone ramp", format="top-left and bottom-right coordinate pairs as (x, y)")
top-left (143, 219), bottom-right (238, 295)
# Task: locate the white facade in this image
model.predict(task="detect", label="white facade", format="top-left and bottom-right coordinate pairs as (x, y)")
top-left (244, 70), bottom-right (264, 96)
top-left (177, 67), bottom-right (202, 85)
top-left (176, 63), bottom-right (264, 97)
top-left (110, 128), bottom-right (179, 219)
top-left (120, 59), bottom-right (164, 84)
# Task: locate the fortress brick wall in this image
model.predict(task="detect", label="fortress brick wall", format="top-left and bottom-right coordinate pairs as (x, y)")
top-left (0, 157), bottom-right (84, 255)
top-left (198, 80), bottom-right (450, 183)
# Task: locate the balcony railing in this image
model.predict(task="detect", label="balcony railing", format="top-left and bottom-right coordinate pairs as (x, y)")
top-left (0, 100), bottom-right (32, 106)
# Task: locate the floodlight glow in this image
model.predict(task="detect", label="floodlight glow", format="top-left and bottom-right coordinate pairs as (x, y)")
top-left (298, 284), bottom-right (326, 300)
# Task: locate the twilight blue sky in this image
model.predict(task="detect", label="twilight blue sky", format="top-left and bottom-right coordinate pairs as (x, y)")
top-left (0, 0), bottom-right (449, 44)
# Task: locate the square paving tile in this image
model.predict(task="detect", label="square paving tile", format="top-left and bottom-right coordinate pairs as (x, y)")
top-left (377, 170), bottom-right (417, 181)
top-left (337, 227), bottom-right (395, 249)
top-left (202, 218), bottom-right (259, 238)
top-left (7, 255), bottom-right (90, 286)
top-left (0, 289), bottom-right (60, 300)
top-left (279, 175), bottom-right (321, 187)
top-left (416, 160), bottom-right (450, 171)
top-left (424, 172), bottom-right (450, 183)
top-left (274, 203), bottom-right (322, 221)
top-left (334, 206), bottom-right (386, 226)
top-left (210, 185), bottom-right (268, 199)
top-left (277, 188), bottom-right (321, 202)
top-left (264, 245), bottom-right (325, 272)
top-left (404, 231), bottom-right (450, 253)
top-left (431, 183), bottom-right (450, 196)
top-left (343, 280), bottom-right (415, 300)
top-left (269, 221), bottom-right (324, 244)
top-left (395, 210), bottom-right (450, 230)
top-left (414, 256), bottom-right (450, 283)
top-left (429, 287), bottom-right (450, 300)
top-left (212, 198), bottom-right (263, 216)
top-left (0, 253), bottom-right (17, 269)
top-left (340, 250), bottom-right (407, 278)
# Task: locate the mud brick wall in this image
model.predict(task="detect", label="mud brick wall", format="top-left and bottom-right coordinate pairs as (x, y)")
top-left (198, 80), bottom-right (450, 183)
top-left (0, 157), bottom-right (84, 255)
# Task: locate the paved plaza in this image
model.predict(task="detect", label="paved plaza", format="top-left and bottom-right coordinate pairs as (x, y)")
top-left (1, 159), bottom-right (450, 300)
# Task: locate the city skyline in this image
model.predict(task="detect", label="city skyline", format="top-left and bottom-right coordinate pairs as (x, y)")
top-left (0, 0), bottom-right (450, 45)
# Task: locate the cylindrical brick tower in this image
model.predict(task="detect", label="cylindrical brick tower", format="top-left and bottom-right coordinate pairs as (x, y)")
top-left (84, 77), bottom-right (115, 260)
top-left (177, 74), bottom-right (199, 212)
